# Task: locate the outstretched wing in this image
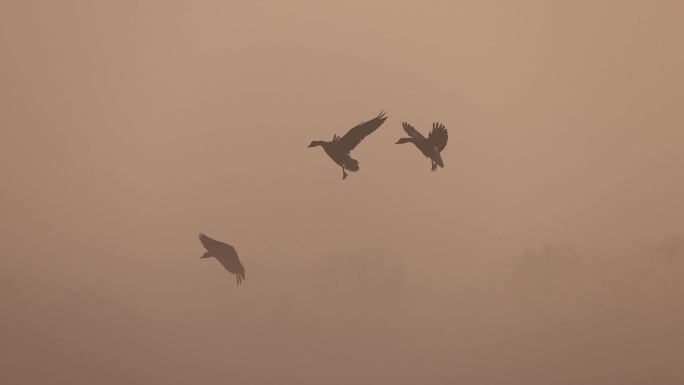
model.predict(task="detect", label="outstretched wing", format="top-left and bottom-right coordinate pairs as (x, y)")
top-left (427, 122), bottom-right (448, 152)
top-left (402, 122), bottom-right (426, 140)
top-left (199, 233), bottom-right (236, 256)
top-left (338, 111), bottom-right (387, 152)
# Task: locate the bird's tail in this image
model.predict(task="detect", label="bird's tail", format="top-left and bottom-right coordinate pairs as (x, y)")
top-left (433, 153), bottom-right (444, 168)
top-left (430, 153), bottom-right (444, 172)
top-left (343, 156), bottom-right (360, 172)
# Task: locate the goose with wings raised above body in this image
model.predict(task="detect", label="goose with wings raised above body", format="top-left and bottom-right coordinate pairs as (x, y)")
top-left (396, 121), bottom-right (449, 172)
top-left (308, 111), bottom-right (387, 180)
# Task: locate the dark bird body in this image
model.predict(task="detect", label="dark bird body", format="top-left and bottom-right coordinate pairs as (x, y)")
top-left (309, 111), bottom-right (387, 179)
top-left (198, 233), bottom-right (245, 286)
top-left (396, 122), bottom-right (449, 172)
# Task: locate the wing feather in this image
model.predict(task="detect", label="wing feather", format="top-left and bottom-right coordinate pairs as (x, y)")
top-left (338, 111), bottom-right (387, 152)
top-left (199, 233), bottom-right (236, 255)
top-left (402, 122), bottom-right (426, 140)
top-left (427, 122), bottom-right (448, 152)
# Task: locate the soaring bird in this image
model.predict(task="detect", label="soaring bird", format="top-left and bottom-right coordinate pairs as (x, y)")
top-left (198, 233), bottom-right (246, 286)
top-left (308, 111), bottom-right (387, 180)
top-left (396, 122), bottom-right (449, 172)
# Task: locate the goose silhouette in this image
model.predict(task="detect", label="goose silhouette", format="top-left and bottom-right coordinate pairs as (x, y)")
top-left (396, 122), bottom-right (448, 172)
top-left (308, 111), bottom-right (387, 179)
top-left (198, 233), bottom-right (245, 286)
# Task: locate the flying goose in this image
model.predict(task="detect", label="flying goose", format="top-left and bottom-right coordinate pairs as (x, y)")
top-left (396, 122), bottom-right (448, 172)
top-left (198, 233), bottom-right (245, 286)
top-left (308, 111), bottom-right (387, 179)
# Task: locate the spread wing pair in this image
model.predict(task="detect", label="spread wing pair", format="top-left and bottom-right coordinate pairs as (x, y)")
top-left (400, 122), bottom-right (448, 152)
top-left (396, 122), bottom-right (449, 172)
top-left (308, 111), bottom-right (387, 180)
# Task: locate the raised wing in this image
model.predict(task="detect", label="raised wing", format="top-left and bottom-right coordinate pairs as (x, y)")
top-left (402, 122), bottom-right (426, 140)
top-left (427, 122), bottom-right (448, 152)
top-left (199, 233), bottom-right (236, 256)
top-left (338, 111), bottom-right (387, 152)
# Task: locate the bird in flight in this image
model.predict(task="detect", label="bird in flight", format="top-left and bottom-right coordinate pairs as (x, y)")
top-left (308, 111), bottom-right (387, 180)
top-left (198, 233), bottom-right (246, 286)
top-left (396, 122), bottom-right (449, 172)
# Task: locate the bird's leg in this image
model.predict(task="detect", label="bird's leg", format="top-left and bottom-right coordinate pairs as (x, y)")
top-left (431, 160), bottom-right (437, 172)
top-left (342, 167), bottom-right (348, 180)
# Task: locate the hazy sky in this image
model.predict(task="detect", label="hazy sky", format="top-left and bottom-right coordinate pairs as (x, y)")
top-left (2, 1), bottom-right (683, 384)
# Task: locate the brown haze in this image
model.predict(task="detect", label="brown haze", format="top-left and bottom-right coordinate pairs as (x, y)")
top-left (2, 1), bottom-right (683, 384)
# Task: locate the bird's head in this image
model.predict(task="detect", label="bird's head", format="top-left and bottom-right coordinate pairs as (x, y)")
top-left (395, 137), bottom-right (412, 144)
top-left (308, 140), bottom-right (324, 148)
top-left (200, 252), bottom-right (212, 259)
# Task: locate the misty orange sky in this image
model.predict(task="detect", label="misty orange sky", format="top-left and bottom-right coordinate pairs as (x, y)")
top-left (2, 1), bottom-right (683, 384)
